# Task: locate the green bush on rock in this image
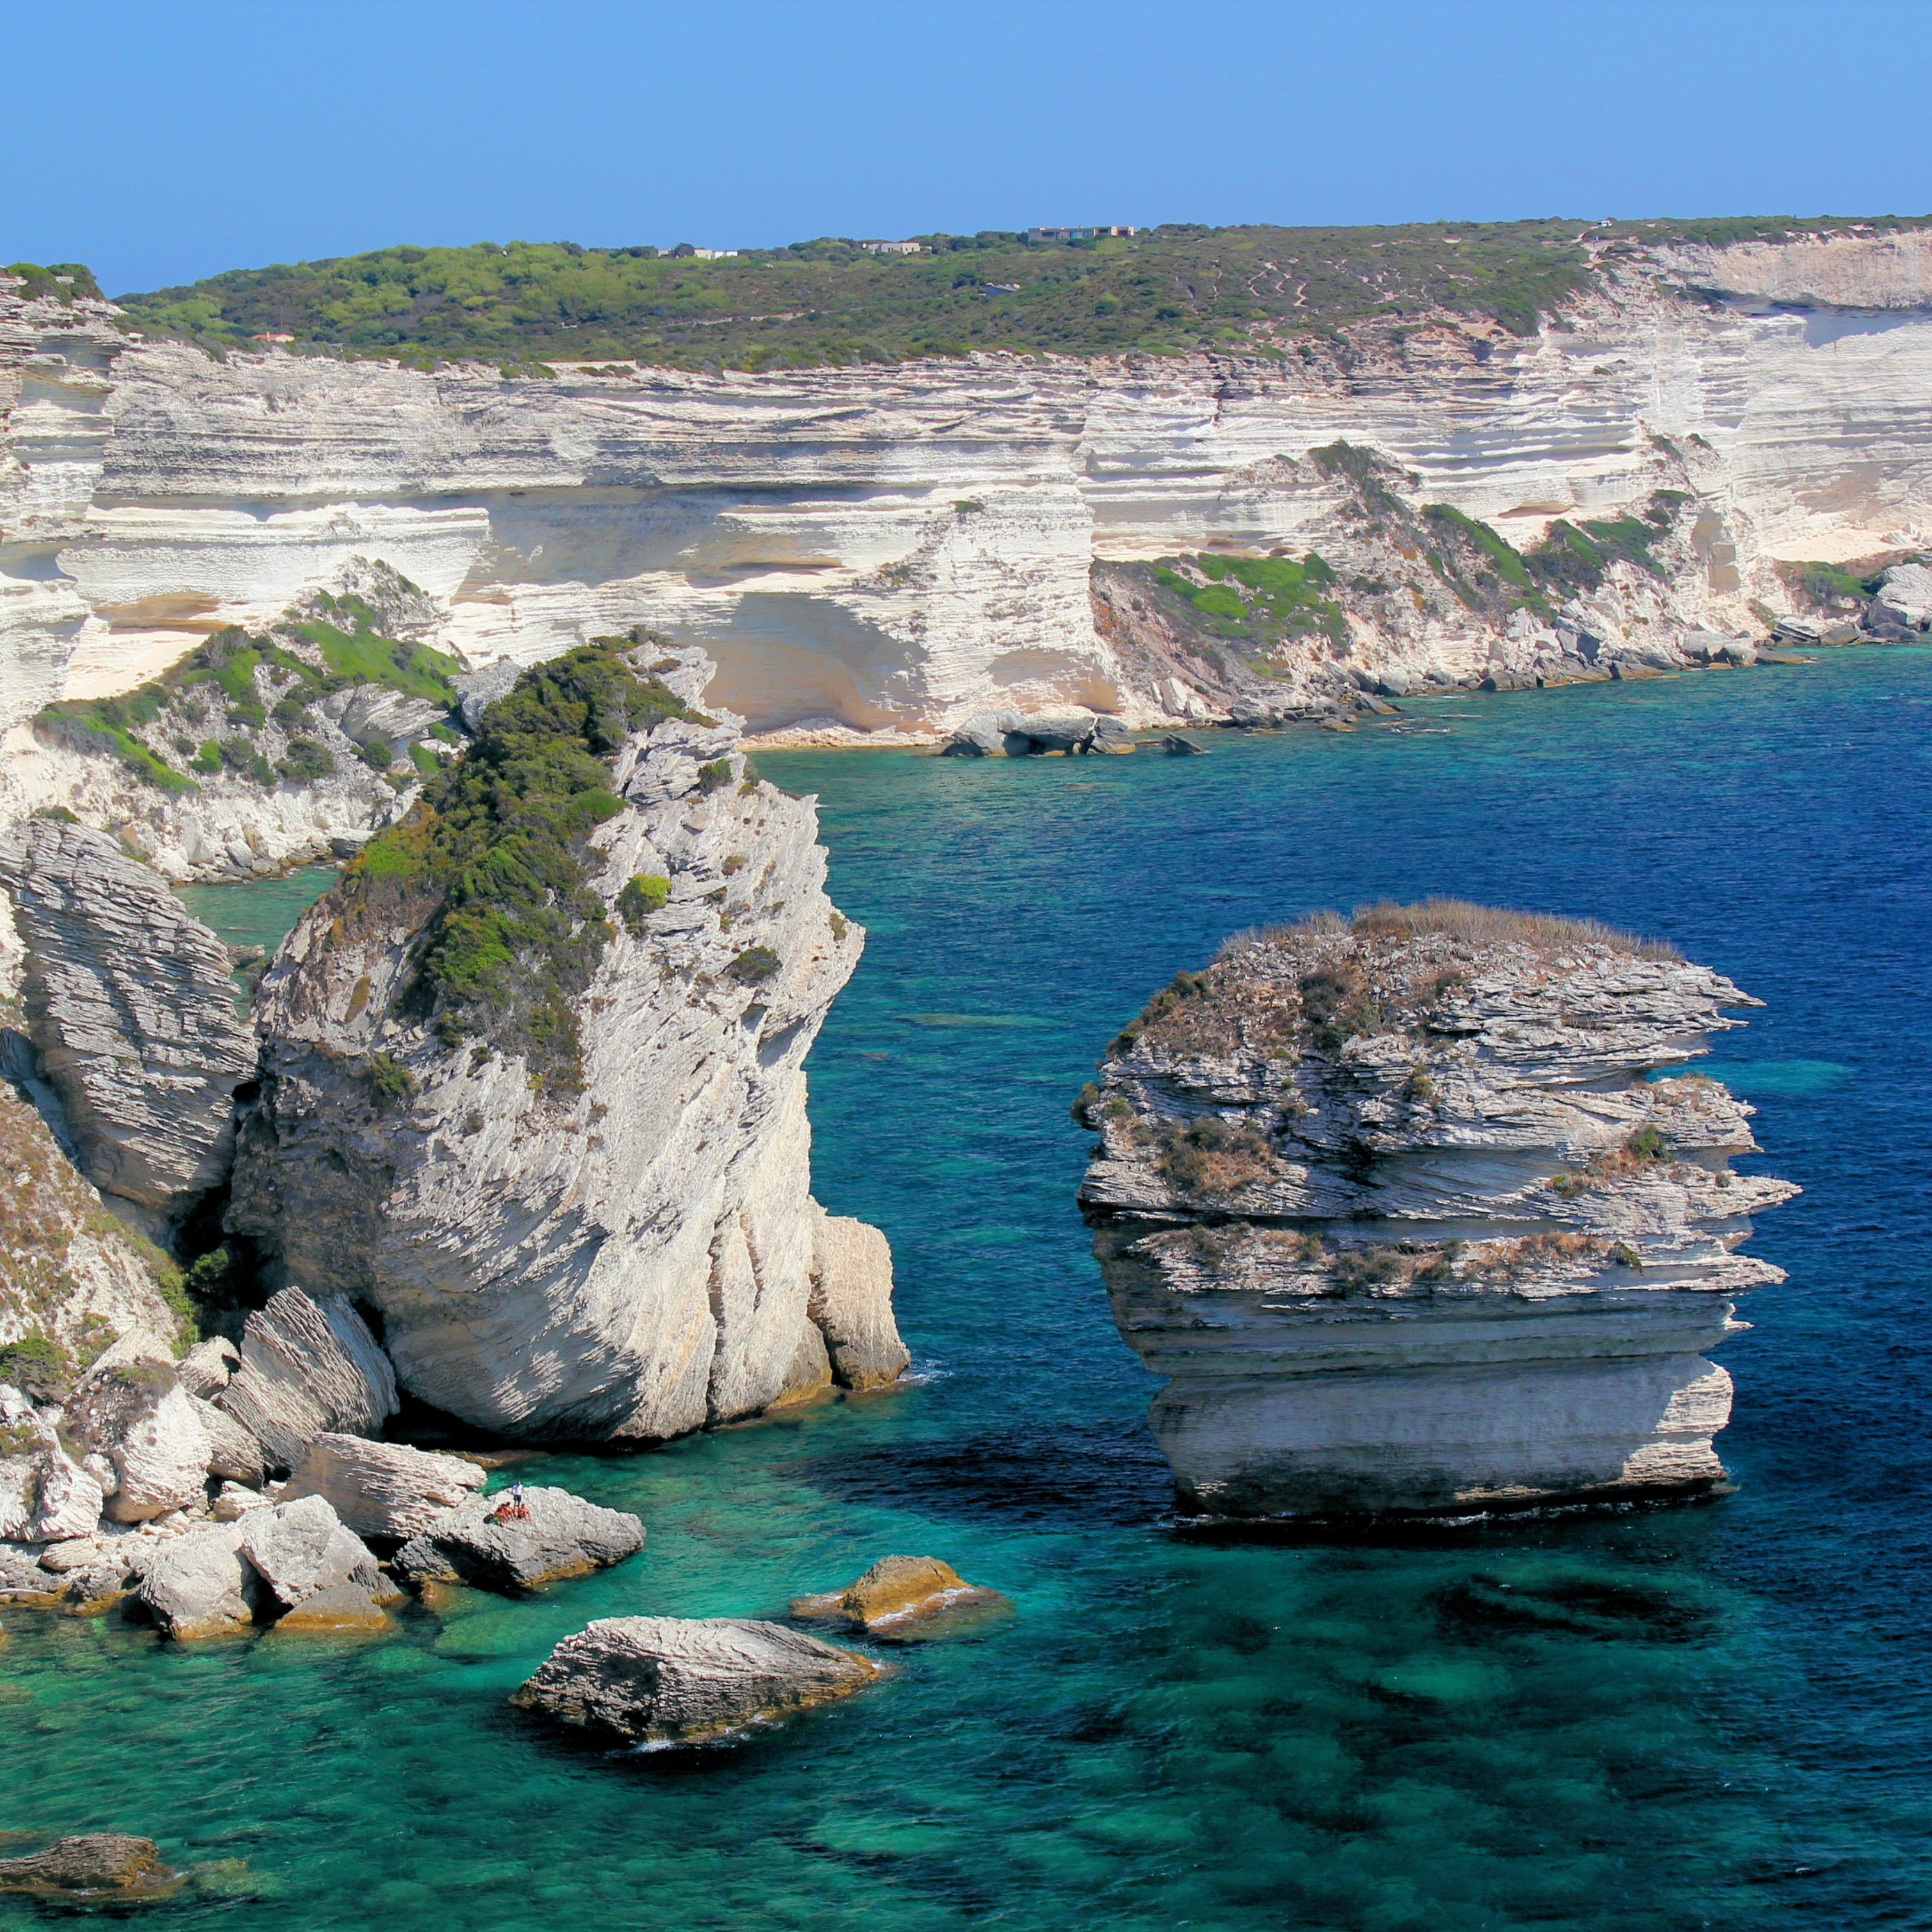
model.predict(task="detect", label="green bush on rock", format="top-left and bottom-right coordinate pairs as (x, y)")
top-left (328, 640), bottom-right (708, 1094)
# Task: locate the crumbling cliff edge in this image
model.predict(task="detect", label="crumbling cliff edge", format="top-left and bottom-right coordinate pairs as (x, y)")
top-left (1077, 901), bottom-right (1794, 1524)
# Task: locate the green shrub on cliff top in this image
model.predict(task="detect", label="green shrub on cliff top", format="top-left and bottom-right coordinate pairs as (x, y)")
top-left (334, 639), bottom-right (707, 1093)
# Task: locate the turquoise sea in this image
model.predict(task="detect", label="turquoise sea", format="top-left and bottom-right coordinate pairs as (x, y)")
top-left (7, 650), bottom-right (1931, 1930)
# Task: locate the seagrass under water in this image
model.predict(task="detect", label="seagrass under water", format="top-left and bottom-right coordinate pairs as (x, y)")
top-left (5, 651), bottom-right (1930, 1930)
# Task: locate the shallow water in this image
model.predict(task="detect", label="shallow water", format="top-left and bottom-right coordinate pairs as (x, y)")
top-left (8, 653), bottom-right (1931, 1930)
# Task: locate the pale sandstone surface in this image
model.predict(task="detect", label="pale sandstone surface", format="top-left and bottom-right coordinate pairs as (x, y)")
top-left (280, 1431), bottom-right (487, 1540)
top-left (5, 236), bottom-right (1932, 762)
top-left (0, 817), bottom-right (254, 1233)
top-left (214, 1286), bottom-right (398, 1473)
top-left (226, 648), bottom-right (907, 1441)
top-left (1078, 904), bottom-right (1796, 1521)
top-left (511, 1615), bottom-right (887, 1744)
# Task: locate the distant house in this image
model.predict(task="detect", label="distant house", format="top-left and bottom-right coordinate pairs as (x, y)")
top-left (986, 283), bottom-right (1021, 294)
top-left (860, 240), bottom-right (922, 256)
top-left (670, 244), bottom-right (739, 260)
top-left (249, 332), bottom-right (295, 343)
top-left (1026, 226), bottom-right (1137, 245)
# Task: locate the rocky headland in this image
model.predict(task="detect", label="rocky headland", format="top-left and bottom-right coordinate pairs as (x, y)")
top-left (1, 637), bottom-right (906, 1631)
top-left (1077, 901), bottom-right (1795, 1524)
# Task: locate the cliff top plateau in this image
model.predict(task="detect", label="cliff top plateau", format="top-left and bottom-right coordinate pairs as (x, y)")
top-left (91, 215), bottom-right (1932, 373)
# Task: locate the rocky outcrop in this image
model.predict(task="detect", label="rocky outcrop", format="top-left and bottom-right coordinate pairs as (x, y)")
top-left (280, 1432), bottom-right (486, 1540)
top-left (941, 708), bottom-right (1132, 756)
top-left (807, 1207), bottom-right (912, 1392)
top-left (790, 1555), bottom-right (1009, 1634)
top-left (0, 1836), bottom-right (181, 1903)
top-left (133, 1493), bottom-right (395, 1637)
top-left (511, 1616), bottom-right (887, 1746)
top-left (0, 816), bottom-right (254, 1236)
top-left (214, 1286), bottom-right (398, 1473)
top-left (136, 1517), bottom-right (265, 1637)
top-left (392, 1485), bottom-right (644, 1591)
top-left (226, 643), bottom-right (907, 1441)
top-left (1078, 901), bottom-right (1796, 1523)
top-left (0, 1081), bottom-right (187, 1419)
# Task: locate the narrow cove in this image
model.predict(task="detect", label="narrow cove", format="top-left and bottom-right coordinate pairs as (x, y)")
top-left (6, 650), bottom-right (1928, 1931)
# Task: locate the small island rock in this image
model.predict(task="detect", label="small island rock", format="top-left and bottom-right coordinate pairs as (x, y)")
top-left (791, 1555), bottom-right (1010, 1633)
top-left (512, 1615), bottom-right (887, 1745)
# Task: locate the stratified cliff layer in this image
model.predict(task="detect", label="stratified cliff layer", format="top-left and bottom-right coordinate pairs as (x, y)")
top-left (4, 228), bottom-right (1932, 754)
top-left (226, 640), bottom-right (906, 1439)
top-left (1077, 902), bottom-right (1795, 1522)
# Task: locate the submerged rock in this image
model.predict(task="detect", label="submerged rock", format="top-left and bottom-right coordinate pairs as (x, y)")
top-left (280, 1432), bottom-right (486, 1540)
top-left (0, 816), bottom-right (255, 1237)
top-left (227, 643), bottom-right (906, 1441)
top-left (215, 1286), bottom-right (398, 1474)
top-left (392, 1483), bottom-right (643, 1591)
top-left (790, 1555), bottom-right (1010, 1634)
top-left (0, 1834), bottom-right (181, 1901)
top-left (511, 1615), bottom-right (886, 1745)
top-left (1079, 899), bottom-right (1797, 1522)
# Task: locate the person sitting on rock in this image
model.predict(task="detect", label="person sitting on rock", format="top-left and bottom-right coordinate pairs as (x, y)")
top-left (490, 1482), bottom-right (530, 1523)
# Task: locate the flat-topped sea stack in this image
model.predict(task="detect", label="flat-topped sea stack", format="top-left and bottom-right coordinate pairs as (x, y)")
top-left (1077, 901), bottom-right (1796, 1524)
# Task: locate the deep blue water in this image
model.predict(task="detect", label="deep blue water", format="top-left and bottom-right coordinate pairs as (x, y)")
top-left (5, 651), bottom-right (1929, 1930)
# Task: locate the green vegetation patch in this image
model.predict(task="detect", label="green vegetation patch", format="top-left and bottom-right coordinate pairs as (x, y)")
top-left (5, 261), bottom-right (104, 303)
top-left (107, 218), bottom-right (1796, 372)
top-left (1150, 551), bottom-right (1350, 654)
top-left (616, 873), bottom-right (670, 934)
top-left (35, 595), bottom-right (463, 794)
top-left (1524, 492), bottom-right (1689, 595)
top-left (329, 637), bottom-right (708, 1093)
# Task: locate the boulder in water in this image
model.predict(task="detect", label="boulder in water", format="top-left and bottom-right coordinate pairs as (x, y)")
top-left (790, 1554), bottom-right (1010, 1634)
top-left (511, 1615), bottom-right (887, 1745)
top-left (392, 1484), bottom-right (643, 1592)
top-left (0, 1834), bottom-right (181, 1902)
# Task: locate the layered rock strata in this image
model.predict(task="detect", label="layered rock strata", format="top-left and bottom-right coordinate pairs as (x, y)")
top-left (0, 816), bottom-right (253, 1235)
top-left (1077, 901), bottom-right (1796, 1522)
top-left (7, 234), bottom-right (1932, 754)
top-left (227, 643), bottom-right (906, 1439)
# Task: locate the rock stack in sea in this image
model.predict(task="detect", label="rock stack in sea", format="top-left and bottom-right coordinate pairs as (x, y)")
top-left (227, 639), bottom-right (908, 1440)
top-left (1077, 900), bottom-right (1796, 1523)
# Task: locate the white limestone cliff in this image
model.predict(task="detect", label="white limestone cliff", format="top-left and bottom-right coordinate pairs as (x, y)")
top-left (1077, 902), bottom-right (1796, 1522)
top-left (4, 233), bottom-right (1931, 756)
top-left (225, 643), bottom-right (907, 1439)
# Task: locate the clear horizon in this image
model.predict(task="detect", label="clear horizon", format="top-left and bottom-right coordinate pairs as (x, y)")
top-left (9, 0), bottom-right (1932, 297)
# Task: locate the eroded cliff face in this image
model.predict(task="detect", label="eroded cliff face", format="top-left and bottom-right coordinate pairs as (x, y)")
top-left (1077, 903), bottom-right (1795, 1522)
top-left (226, 642), bottom-right (906, 1439)
top-left (4, 231), bottom-right (1931, 749)
top-left (0, 816), bottom-right (255, 1239)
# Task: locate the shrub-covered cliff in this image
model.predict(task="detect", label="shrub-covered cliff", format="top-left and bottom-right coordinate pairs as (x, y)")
top-left (226, 637), bottom-right (907, 1439)
top-left (1077, 901), bottom-right (1796, 1523)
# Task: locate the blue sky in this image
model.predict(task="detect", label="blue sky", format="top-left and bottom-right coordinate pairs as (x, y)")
top-left (8, 0), bottom-right (1932, 296)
